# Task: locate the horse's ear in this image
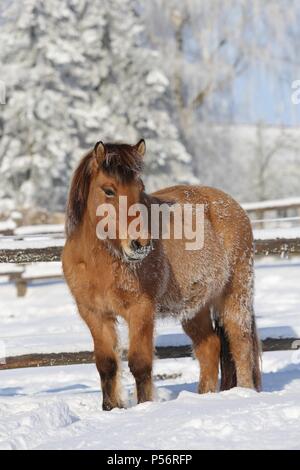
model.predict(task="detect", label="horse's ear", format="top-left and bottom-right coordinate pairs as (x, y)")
top-left (94, 141), bottom-right (106, 165)
top-left (135, 139), bottom-right (146, 157)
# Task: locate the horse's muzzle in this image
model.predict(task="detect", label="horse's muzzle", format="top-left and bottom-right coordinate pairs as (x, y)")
top-left (123, 239), bottom-right (153, 262)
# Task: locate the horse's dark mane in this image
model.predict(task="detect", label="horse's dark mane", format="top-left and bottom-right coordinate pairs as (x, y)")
top-left (66, 143), bottom-right (144, 237)
top-left (66, 150), bottom-right (92, 238)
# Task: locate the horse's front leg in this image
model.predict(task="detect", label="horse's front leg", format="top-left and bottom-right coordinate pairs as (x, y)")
top-left (127, 301), bottom-right (154, 404)
top-left (77, 304), bottom-right (123, 411)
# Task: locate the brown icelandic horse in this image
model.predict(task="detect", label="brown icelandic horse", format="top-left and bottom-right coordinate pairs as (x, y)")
top-left (62, 139), bottom-right (261, 411)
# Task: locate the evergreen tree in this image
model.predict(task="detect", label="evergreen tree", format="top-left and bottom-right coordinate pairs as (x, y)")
top-left (0, 0), bottom-right (196, 211)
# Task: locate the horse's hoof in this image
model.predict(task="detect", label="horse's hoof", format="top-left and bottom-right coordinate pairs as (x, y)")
top-left (102, 401), bottom-right (126, 411)
top-left (102, 400), bottom-right (114, 411)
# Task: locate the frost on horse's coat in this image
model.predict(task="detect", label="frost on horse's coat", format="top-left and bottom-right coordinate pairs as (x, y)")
top-left (62, 139), bottom-right (261, 411)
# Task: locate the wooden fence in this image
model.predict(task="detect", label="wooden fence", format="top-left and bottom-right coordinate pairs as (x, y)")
top-left (243, 198), bottom-right (300, 219)
top-left (0, 236), bottom-right (300, 264)
top-left (1, 337), bottom-right (299, 371)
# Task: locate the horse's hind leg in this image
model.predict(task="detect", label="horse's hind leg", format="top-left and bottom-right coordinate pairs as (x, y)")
top-left (182, 307), bottom-right (220, 393)
top-left (77, 304), bottom-right (123, 410)
top-left (220, 257), bottom-right (261, 391)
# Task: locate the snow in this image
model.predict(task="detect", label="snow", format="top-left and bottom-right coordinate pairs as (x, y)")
top-left (14, 225), bottom-right (64, 236)
top-left (0, 258), bottom-right (299, 449)
top-left (243, 197), bottom-right (300, 211)
top-left (19, 262), bottom-right (62, 278)
top-left (146, 70), bottom-right (169, 88)
top-left (0, 353), bottom-right (300, 449)
top-left (0, 265), bottom-right (24, 274)
top-left (0, 238), bottom-right (64, 250)
top-left (0, 220), bottom-right (16, 232)
top-left (254, 226), bottom-right (300, 240)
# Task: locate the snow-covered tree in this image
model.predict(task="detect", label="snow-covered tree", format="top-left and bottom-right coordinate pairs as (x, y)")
top-left (247, 123), bottom-right (300, 202)
top-left (143, 0), bottom-right (300, 198)
top-left (0, 0), bottom-right (196, 211)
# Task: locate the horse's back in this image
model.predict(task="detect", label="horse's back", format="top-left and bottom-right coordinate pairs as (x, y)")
top-left (152, 184), bottom-right (253, 251)
top-left (153, 184), bottom-right (245, 213)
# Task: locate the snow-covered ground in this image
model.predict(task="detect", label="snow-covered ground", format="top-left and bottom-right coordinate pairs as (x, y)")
top-left (0, 258), bottom-right (300, 449)
top-left (0, 353), bottom-right (300, 450)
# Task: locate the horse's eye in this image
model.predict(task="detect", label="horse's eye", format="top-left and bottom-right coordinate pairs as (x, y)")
top-left (103, 187), bottom-right (116, 197)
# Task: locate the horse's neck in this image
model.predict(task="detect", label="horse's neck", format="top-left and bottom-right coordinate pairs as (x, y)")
top-left (76, 215), bottom-right (107, 263)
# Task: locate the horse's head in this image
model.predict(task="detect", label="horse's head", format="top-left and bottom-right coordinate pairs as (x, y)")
top-left (66, 139), bottom-right (153, 262)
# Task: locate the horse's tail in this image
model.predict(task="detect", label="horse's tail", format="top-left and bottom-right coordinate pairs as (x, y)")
top-left (218, 324), bottom-right (237, 391)
top-left (218, 316), bottom-right (262, 392)
top-left (251, 315), bottom-right (262, 391)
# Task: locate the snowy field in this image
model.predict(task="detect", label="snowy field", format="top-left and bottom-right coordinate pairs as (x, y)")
top-left (0, 258), bottom-right (300, 449)
top-left (0, 353), bottom-right (300, 450)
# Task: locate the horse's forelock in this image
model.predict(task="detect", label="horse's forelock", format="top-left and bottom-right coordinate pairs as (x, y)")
top-left (102, 143), bottom-right (144, 183)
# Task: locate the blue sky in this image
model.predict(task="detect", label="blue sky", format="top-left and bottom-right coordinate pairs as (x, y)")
top-left (232, 61), bottom-right (300, 127)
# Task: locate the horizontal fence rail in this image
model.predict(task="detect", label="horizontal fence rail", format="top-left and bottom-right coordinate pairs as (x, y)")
top-left (1, 237), bottom-right (300, 263)
top-left (1, 338), bottom-right (299, 371)
top-left (254, 237), bottom-right (300, 257)
top-left (242, 198), bottom-right (300, 214)
top-left (0, 246), bottom-right (63, 263)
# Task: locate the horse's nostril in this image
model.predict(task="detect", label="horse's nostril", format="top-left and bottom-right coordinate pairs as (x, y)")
top-left (131, 239), bottom-right (141, 251)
